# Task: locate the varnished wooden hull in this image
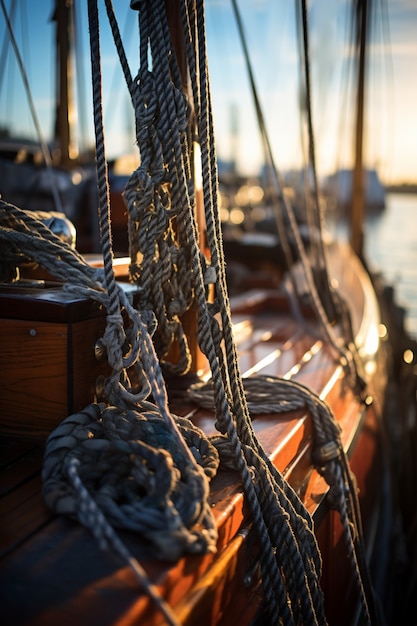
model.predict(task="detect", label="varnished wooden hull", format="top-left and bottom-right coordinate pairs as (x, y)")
top-left (0, 242), bottom-right (398, 625)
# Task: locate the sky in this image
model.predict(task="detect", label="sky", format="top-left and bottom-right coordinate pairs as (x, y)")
top-left (1, 0), bottom-right (417, 185)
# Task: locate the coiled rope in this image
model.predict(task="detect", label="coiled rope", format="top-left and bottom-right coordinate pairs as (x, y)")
top-left (43, 403), bottom-right (218, 560)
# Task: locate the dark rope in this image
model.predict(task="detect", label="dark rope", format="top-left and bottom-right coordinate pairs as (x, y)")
top-left (188, 373), bottom-right (379, 625)
top-left (176, 2), bottom-right (326, 623)
top-left (42, 403), bottom-right (219, 559)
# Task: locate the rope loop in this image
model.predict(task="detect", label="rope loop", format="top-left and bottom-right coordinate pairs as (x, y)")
top-left (42, 403), bottom-right (219, 562)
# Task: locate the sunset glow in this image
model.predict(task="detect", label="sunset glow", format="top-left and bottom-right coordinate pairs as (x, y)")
top-left (1, 0), bottom-right (416, 185)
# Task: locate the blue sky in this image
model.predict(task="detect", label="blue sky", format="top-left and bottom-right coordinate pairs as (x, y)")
top-left (1, 0), bottom-right (416, 184)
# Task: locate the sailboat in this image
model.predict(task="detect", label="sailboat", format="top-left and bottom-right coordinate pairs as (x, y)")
top-left (1, 1), bottom-right (416, 626)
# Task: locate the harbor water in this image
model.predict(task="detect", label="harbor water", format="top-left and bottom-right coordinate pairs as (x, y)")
top-left (364, 193), bottom-right (417, 340)
top-left (328, 192), bottom-right (417, 340)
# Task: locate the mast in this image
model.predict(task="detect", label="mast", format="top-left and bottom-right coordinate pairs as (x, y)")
top-left (350, 0), bottom-right (368, 258)
top-left (52, 0), bottom-right (76, 167)
top-left (164, 0), bottom-right (207, 376)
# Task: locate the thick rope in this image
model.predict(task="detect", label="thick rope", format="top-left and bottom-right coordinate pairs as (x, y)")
top-left (188, 374), bottom-right (374, 624)
top-left (1, 1), bottom-right (373, 625)
top-left (42, 403), bottom-right (218, 559)
top-left (115, 1), bottom-right (329, 624)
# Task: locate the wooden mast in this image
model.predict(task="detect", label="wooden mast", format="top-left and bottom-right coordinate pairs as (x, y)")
top-left (350, 0), bottom-right (368, 259)
top-left (53, 0), bottom-right (76, 167)
top-left (164, 0), bottom-right (207, 376)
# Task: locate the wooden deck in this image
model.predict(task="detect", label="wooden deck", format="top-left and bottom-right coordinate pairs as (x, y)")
top-left (0, 243), bottom-right (392, 625)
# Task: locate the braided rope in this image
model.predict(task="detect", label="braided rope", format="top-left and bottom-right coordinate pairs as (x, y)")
top-left (1, 1), bottom-right (372, 624)
top-left (108, 1), bottom-right (327, 624)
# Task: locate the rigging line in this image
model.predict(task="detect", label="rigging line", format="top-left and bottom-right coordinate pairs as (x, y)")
top-left (73, 0), bottom-right (89, 155)
top-left (231, 0), bottom-right (359, 386)
top-left (367, 0), bottom-right (393, 181)
top-left (0, 0), bottom-right (17, 95)
top-left (229, 0), bottom-right (298, 292)
top-left (378, 0), bottom-right (395, 182)
top-left (299, 0), bottom-right (338, 322)
top-left (294, 0), bottom-right (321, 277)
top-left (0, 0), bottom-right (17, 123)
top-left (0, 0), bottom-right (64, 214)
top-left (19, 0), bottom-right (30, 92)
top-left (298, 1), bottom-right (326, 263)
top-left (86, 0), bottom-right (117, 304)
top-left (103, 0), bottom-right (139, 114)
top-left (294, 0), bottom-right (311, 223)
top-left (332, 5), bottom-right (355, 193)
top-left (103, 2), bottom-right (136, 135)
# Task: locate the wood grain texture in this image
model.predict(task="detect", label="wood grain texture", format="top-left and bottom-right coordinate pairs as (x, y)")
top-left (0, 242), bottom-right (390, 625)
top-left (0, 315), bottom-right (108, 438)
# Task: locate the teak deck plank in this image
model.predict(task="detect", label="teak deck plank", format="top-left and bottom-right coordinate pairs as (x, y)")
top-left (0, 475), bottom-right (51, 559)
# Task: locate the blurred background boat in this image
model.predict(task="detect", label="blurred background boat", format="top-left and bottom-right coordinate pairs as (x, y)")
top-left (324, 167), bottom-right (386, 215)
